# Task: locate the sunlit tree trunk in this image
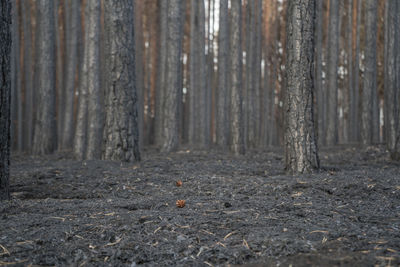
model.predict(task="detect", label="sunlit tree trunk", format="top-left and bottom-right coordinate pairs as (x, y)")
top-left (0, 0), bottom-right (11, 200)
top-left (33, 0), bottom-right (57, 155)
top-left (285, 0), bottom-right (319, 174)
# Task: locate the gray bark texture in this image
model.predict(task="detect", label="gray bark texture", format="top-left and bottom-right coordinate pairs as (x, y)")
top-left (188, 0), bottom-right (208, 147)
top-left (154, 0), bottom-right (168, 147)
top-left (361, 0), bottom-right (378, 145)
top-left (22, 0), bottom-right (33, 151)
top-left (33, 0), bottom-right (57, 155)
top-left (74, 0), bottom-right (102, 160)
top-left (384, 0), bottom-right (400, 159)
top-left (103, 0), bottom-right (140, 162)
top-left (284, 0), bottom-right (320, 174)
top-left (314, 0), bottom-right (324, 145)
top-left (134, 0), bottom-right (144, 149)
top-left (353, 0), bottom-right (361, 142)
top-left (216, 0), bottom-right (229, 148)
top-left (229, 0), bottom-right (245, 155)
top-left (325, 0), bottom-right (340, 146)
top-left (0, 0), bottom-right (11, 200)
top-left (61, 0), bottom-right (81, 149)
top-left (161, 0), bottom-right (183, 152)
top-left (11, 0), bottom-right (22, 151)
top-left (246, 0), bottom-right (262, 148)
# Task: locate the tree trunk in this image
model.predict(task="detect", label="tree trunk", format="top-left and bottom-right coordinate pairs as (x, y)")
top-left (21, 0), bottom-right (33, 151)
top-left (284, 0), bottom-right (320, 174)
top-left (61, 0), bottom-right (80, 149)
top-left (11, 0), bottom-right (22, 151)
top-left (32, 0), bottom-right (57, 155)
top-left (134, 0), bottom-right (144, 149)
top-left (384, 0), bottom-right (399, 159)
top-left (229, 0), bottom-right (245, 155)
top-left (216, 0), bottom-right (228, 148)
top-left (161, 0), bottom-right (183, 152)
top-left (353, 0), bottom-right (362, 143)
top-left (102, 0), bottom-right (140, 162)
top-left (314, 0), bottom-right (324, 146)
top-left (0, 0), bottom-right (12, 200)
top-left (154, 0), bottom-right (168, 147)
top-left (361, 0), bottom-right (378, 145)
top-left (325, 0), bottom-right (340, 146)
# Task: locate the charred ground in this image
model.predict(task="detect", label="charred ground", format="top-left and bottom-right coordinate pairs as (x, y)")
top-left (1, 146), bottom-right (399, 266)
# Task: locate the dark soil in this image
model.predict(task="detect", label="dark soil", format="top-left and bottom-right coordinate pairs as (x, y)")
top-left (1, 146), bottom-right (399, 266)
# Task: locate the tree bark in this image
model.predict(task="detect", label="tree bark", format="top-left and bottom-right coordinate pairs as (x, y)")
top-left (72, 0), bottom-right (102, 160)
top-left (21, 0), bottom-right (33, 151)
top-left (154, 0), bottom-right (168, 147)
top-left (384, 0), bottom-right (399, 159)
top-left (32, 0), bottom-right (57, 155)
top-left (161, 0), bottom-right (183, 152)
top-left (325, 0), bottom-right (340, 146)
top-left (61, 0), bottom-right (80, 149)
top-left (284, 0), bottom-right (319, 174)
top-left (11, 0), bottom-right (22, 151)
top-left (0, 0), bottom-right (12, 200)
top-left (216, 0), bottom-right (228, 148)
top-left (103, 0), bottom-right (140, 162)
top-left (314, 0), bottom-right (324, 146)
top-left (353, 0), bottom-right (362, 143)
top-left (229, 0), bottom-right (245, 155)
top-left (361, 0), bottom-right (378, 145)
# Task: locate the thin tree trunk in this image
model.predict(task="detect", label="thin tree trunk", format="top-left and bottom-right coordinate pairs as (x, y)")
top-left (229, 0), bottom-right (245, 155)
top-left (285, 0), bottom-right (319, 174)
top-left (103, 0), bottom-right (140, 161)
top-left (154, 0), bottom-right (168, 147)
top-left (216, 0), bottom-right (228, 148)
top-left (84, 0), bottom-right (102, 160)
top-left (314, 0), bottom-right (324, 146)
top-left (325, 0), bottom-right (340, 146)
top-left (21, 0), bottom-right (33, 151)
top-left (0, 0), bottom-right (12, 200)
top-left (384, 0), bottom-right (399, 159)
top-left (361, 0), bottom-right (378, 145)
top-left (32, 0), bottom-right (57, 155)
top-left (11, 0), bottom-right (22, 151)
top-left (61, 0), bottom-right (80, 149)
top-left (161, 0), bottom-right (183, 152)
top-left (134, 0), bottom-right (144, 149)
top-left (353, 0), bottom-right (362, 142)
top-left (55, 0), bottom-right (65, 150)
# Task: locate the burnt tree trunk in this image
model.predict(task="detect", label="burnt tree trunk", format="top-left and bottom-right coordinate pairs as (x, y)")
top-left (32, 0), bottom-right (57, 155)
top-left (229, 0), bottom-right (245, 155)
top-left (361, 0), bottom-right (378, 145)
top-left (0, 0), bottom-right (11, 200)
top-left (216, 0), bottom-right (229, 148)
top-left (284, 0), bottom-right (320, 174)
top-left (325, 0), bottom-right (340, 146)
top-left (103, 0), bottom-right (140, 162)
top-left (161, 0), bottom-right (184, 152)
top-left (384, 0), bottom-right (400, 159)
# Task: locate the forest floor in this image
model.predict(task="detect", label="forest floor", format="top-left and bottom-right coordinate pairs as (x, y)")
top-left (0, 145), bottom-right (399, 266)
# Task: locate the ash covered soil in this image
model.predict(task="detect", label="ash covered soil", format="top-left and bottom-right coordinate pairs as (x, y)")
top-left (1, 146), bottom-right (399, 266)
